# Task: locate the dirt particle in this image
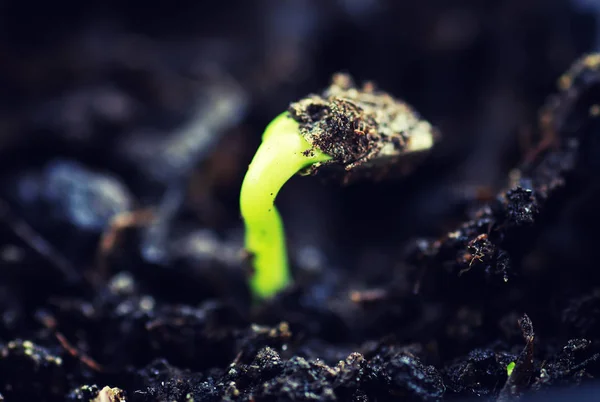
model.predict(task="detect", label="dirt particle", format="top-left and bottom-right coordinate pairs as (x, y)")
top-left (288, 73), bottom-right (438, 178)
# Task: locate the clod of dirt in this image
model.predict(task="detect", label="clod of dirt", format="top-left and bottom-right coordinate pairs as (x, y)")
top-left (131, 346), bottom-right (445, 401)
top-left (444, 348), bottom-right (516, 398)
top-left (234, 322), bottom-right (292, 363)
top-left (367, 348), bottom-right (445, 402)
top-left (500, 187), bottom-right (540, 228)
top-left (42, 271), bottom-right (249, 372)
top-left (132, 359), bottom-right (219, 402)
top-left (0, 339), bottom-right (66, 400)
top-left (410, 52), bottom-right (600, 285)
top-left (538, 339), bottom-right (600, 386)
top-left (229, 346), bottom-right (444, 401)
top-left (66, 385), bottom-right (103, 401)
top-left (288, 73), bottom-right (439, 182)
top-left (245, 353), bottom-right (345, 401)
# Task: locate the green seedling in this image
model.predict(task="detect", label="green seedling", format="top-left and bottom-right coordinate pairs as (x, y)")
top-left (506, 361), bottom-right (516, 377)
top-left (240, 73), bottom-right (438, 300)
top-left (240, 113), bottom-right (332, 299)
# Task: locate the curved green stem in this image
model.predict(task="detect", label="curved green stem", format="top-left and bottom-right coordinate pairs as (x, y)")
top-left (240, 113), bottom-right (332, 299)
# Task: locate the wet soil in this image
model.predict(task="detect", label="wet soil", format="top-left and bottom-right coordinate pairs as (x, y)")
top-left (1, 1), bottom-right (600, 401)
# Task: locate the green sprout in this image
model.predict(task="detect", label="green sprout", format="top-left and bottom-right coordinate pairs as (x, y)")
top-left (240, 112), bottom-right (332, 299)
top-left (506, 361), bottom-right (516, 377)
top-left (239, 73), bottom-right (438, 300)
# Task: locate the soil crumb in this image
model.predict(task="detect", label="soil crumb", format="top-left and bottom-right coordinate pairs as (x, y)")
top-left (288, 73), bottom-right (438, 179)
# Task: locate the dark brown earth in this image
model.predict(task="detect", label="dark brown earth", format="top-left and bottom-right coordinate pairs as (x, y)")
top-left (1, 1), bottom-right (600, 401)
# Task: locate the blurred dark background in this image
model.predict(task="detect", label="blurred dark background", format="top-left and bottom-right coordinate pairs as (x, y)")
top-left (0, 0), bottom-right (597, 291)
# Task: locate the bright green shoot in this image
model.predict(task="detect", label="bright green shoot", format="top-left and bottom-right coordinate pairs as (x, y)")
top-left (506, 361), bottom-right (516, 377)
top-left (240, 112), bottom-right (332, 299)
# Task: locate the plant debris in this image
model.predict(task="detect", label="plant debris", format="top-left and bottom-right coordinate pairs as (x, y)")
top-left (288, 73), bottom-right (439, 183)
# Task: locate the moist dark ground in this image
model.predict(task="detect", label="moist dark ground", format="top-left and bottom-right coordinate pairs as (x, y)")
top-left (1, 1), bottom-right (600, 401)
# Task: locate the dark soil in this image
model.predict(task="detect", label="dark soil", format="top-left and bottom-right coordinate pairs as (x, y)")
top-left (1, 1), bottom-right (600, 401)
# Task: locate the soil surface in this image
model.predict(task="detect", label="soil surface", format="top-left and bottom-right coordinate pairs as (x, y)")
top-left (1, 1), bottom-right (600, 401)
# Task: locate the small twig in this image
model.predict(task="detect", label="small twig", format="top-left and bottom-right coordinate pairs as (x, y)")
top-left (350, 288), bottom-right (388, 304)
top-left (37, 310), bottom-right (104, 372)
